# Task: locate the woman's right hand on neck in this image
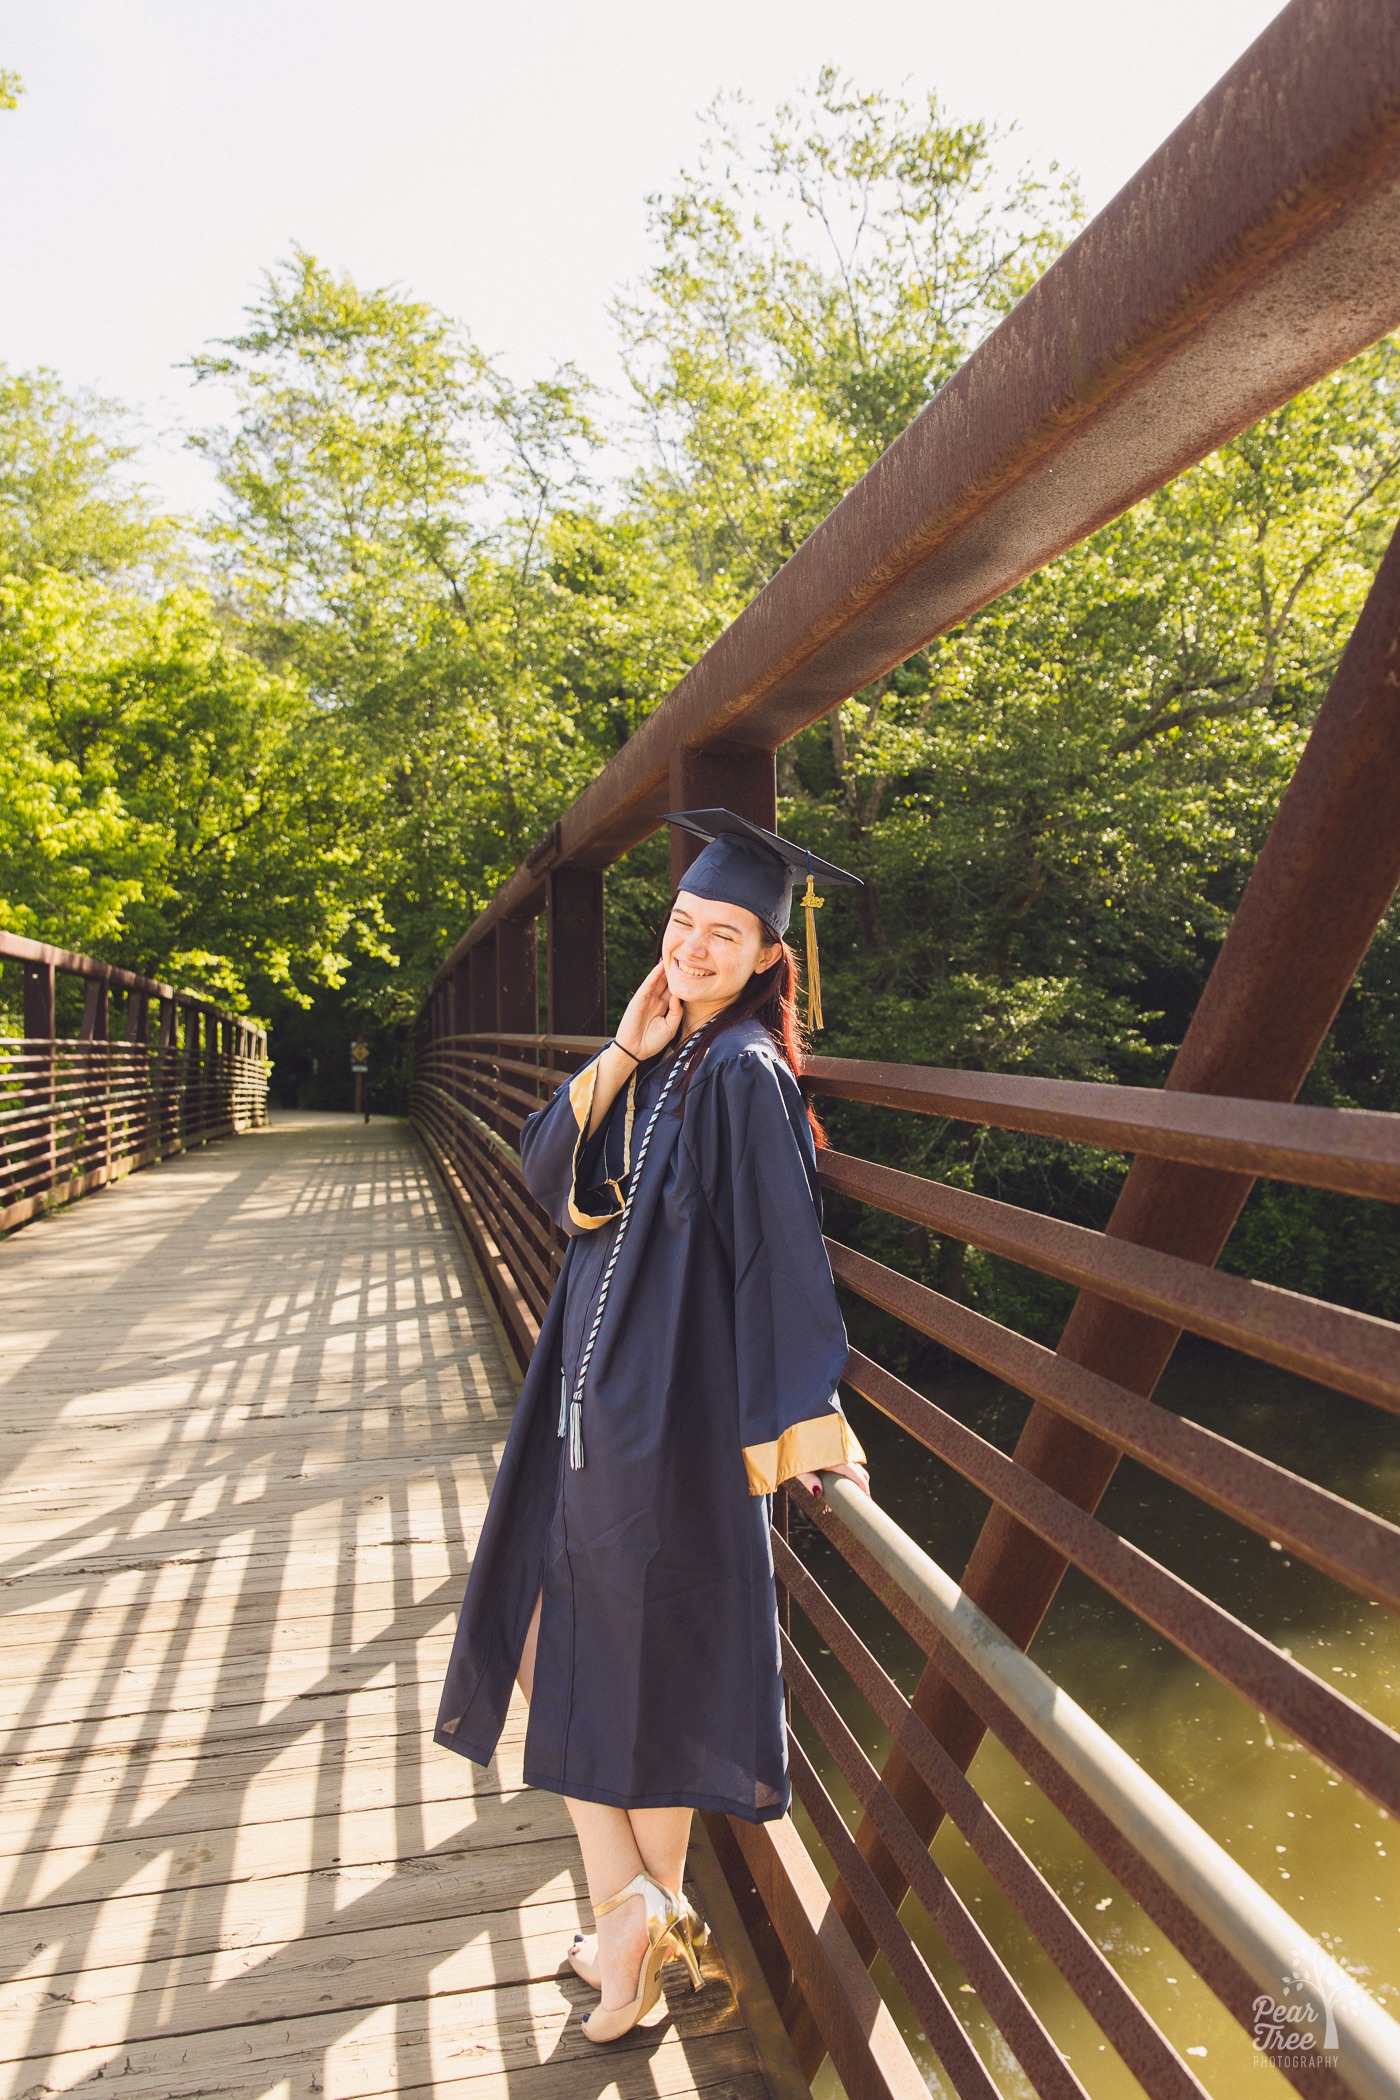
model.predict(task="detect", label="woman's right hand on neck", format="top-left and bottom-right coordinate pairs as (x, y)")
top-left (585, 966), bottom-right (683, 1136)
top-left (615, 961), bottom-right (682, 1062)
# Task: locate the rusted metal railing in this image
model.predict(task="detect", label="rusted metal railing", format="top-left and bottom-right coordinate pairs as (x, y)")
top-left (411, 4), bottom-right (1400, 2094)
top-left (0, 931), bottom-right (270, 1235)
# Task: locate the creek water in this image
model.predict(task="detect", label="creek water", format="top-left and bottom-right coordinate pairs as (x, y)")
top-left (791, 1340), bottom-right (1398, 2099)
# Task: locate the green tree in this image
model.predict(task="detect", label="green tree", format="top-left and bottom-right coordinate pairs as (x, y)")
top-left (615, 69), bottom-right (1080, 609)
top-left (0, 366), bottom-right (169, 581)
top-left (189, 251), bottom-right (706, 1007)
top-left (0, 366), bottom-right (385, 1012)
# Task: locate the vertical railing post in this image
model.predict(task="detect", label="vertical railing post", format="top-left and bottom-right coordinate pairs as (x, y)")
top-left (181, 1004), bottom-right (195, 1142)
top-left (448, 958), bottom-right (470, 1130)
top-left (668, 745), bottom-right (778, 892)
top-left (448, 961), bottom-right (470, 1039)
top-left (188, 1007), bottom-right (202, 1140)
top-left (470, 934), bottom-right (499, 1031)
top-left (22, 960), bottom-right (55, 1203)
top-left (202, 1008), bottom-right (219, 1141)
top-left (256, 1025), bottom-right (269, 1125)
top-left (470, 932), bottom-right (500, 1131)
top-left (219, 1014), bottom-right (233, 1130)
top-left (232, 1021), bottom-right (245, 1128)
top-left (496, 917), bottom-right (538, 1033)
top-left (497, 913), bottom-right (540, 1117)
top-left (546, 866), bottom-right (606, 1038)
top-left (156, 996), bottom-right (177, 1155)
top-left (79, 974), bottom-right (111, 1181)
top-left (79, 975), bottom-right (108, 1042)
top-left (125, 988), bottom-right (149, 1161)
top-left (180, 1003), bottom-right (197, 1150)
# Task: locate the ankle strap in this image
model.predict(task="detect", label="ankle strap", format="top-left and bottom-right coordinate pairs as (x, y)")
top-left (593, 1870), bottom-right (679, 1921)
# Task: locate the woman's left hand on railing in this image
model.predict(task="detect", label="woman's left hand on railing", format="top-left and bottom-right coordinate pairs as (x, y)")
top-left (795, 1459), bottom-right (870, 1503)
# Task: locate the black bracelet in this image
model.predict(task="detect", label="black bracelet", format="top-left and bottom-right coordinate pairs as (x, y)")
top-left (607, 1037), bottom-right (642, 1064)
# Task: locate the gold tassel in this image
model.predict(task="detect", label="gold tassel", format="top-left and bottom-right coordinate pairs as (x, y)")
top-left (801, 872), bottom-right (824, 1032)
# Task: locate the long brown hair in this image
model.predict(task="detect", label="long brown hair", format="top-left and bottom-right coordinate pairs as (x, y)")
top-left (651, 902), bottom-right (827, 1148)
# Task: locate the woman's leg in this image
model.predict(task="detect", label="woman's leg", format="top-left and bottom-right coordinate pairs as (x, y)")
top-left (628, 1805), bottom-right (692, 1899)
top-left (566, 1804), bottom-right (694, 1988)
top-left (517, 1593), bottom-right (647, 2008)
top-left (518, 1590), bottom-right (688, 2011)
top-left (515, 1588), bottom-right (543, 1702)
top-left (565, 1797), bottom-right (652, 2011)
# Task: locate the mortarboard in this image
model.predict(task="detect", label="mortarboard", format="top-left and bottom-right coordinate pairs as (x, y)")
top-left (662, 808), bottom-right (862, 1031)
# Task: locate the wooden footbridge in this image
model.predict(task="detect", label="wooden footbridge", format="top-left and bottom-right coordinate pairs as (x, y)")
top-left (0, 1108), bottom-right (792, 2100)
top-left (6, 4), bottom-right (1400, 2096)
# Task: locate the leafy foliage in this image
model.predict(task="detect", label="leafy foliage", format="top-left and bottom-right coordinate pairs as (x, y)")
top-left (1, 71), bottom-right (1395, 1321)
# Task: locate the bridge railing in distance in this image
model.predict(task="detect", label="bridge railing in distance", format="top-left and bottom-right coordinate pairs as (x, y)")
top-left (0, 929), bottom-right (270, 1236)
top-left (412, 3), bottom-right (1400, 2093)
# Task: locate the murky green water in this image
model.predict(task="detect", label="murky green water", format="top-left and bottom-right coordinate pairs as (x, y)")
top-left (791, 1341), bottom-right (1399, 2098)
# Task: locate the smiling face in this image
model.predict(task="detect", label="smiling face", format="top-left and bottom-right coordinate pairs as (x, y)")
top-left (662, 888), bottom-right (783, 1023)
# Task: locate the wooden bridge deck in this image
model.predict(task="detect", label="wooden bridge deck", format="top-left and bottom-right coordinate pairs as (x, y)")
top-left (0, 1114), bottom-right (769, 2100)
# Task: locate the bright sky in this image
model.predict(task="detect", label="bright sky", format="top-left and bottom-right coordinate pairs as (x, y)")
top-left (1, 0), bottom-right (1287, 516)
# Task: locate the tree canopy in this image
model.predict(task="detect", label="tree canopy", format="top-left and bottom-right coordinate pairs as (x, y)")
top-left (3, 71), bottom-right (1395, 1321)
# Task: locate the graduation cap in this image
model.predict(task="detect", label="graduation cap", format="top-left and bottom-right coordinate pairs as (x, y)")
top-left (662, 807), bottom-right (862, 1031)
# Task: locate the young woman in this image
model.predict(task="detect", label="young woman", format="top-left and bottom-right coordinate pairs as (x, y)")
top-left (433, 808), bottom-right (871, 2044)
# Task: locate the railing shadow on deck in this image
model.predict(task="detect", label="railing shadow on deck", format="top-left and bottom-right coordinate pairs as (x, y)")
top-left (407, 4), bottom-right (1400, 2095)
top-left (1, 1116), bottom-right (742, 2099)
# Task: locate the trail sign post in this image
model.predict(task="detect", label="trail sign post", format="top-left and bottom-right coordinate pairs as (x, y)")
top-left (351, 1038), bottom-right (369, 1122)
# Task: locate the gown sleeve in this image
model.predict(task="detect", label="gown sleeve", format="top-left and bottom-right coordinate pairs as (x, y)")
top-left (683, 1045), bottom-right (866, 1496)
top-left (518, 1050), bottom-right (641, 1236)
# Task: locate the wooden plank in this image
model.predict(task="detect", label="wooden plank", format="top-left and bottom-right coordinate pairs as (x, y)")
top-left (1, 1675), bottom-right (454, 1769)
top-left (0, 1772), bottom-right (573, 1913)
top-left (0, 1637), bottom-right (464, 1735)
top-left (0, 1574), bottom-right (460, 1645)
top-left (4, 1991), bottom-right (755, 2100)
top-left (0, 1597), bottom-right (459, 1674)
top-left (0, 1602), bottom-right (458, 1680)
top-left (0, 1885), bottom-right (740, 2051)
top-left (0, 1709), bottom-right (528, 1811)
top-left (0, 1537), bottom-right (476, 1602)
top-left (0, 1832), bottom-right (587, 1978)
top-left (0, 1727), bottom-right (530, 1857)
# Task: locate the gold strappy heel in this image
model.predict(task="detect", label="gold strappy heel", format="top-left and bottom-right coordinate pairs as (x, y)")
top-left (580, 1870), bottom-right (704, 2043)
top-left (568, 1886), bottom-right (708, 1991)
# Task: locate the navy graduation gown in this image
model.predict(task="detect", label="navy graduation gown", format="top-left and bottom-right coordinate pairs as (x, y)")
top-left (432, 1017), bottom-right (864, 1820)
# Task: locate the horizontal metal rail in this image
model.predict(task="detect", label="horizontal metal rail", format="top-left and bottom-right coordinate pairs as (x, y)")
top-left (806, 1060), bottom-right (1400, 1204)
top-left (835, 1301), bottom-right (1400, 1611)
top-left (820, 1152), bottom-right (1400, 1412)
top-left (809, 1476), bottom-right (1400, 2100)
top-left (832, 1345), bottom-right (1399, 1817)
top-left (773, 1535), bottom-right (1209, 2100)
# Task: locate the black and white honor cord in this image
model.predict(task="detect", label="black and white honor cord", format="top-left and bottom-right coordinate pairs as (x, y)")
top-left (558, 1032), bottom-right (703, 1470)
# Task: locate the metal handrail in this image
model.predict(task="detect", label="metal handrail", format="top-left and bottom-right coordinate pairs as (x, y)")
top-left (0, 938), bottom-right (270, 1234)
top-left (813, 1474), bottom-right (1400, 2100)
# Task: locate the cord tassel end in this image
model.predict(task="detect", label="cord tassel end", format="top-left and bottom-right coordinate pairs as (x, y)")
top-left (801, 871), bottom-right (824, 1033)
